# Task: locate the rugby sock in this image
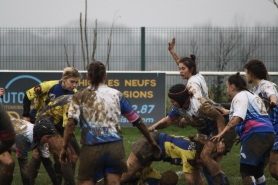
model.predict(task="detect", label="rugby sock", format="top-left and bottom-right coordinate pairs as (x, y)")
top-left (251, 176), bottom-right (256, 185)
top-left (212, 172), bottom-right (231, 185)
top-left (41, 157), bottom-right (59, 185)
top-left (201, 166), bottom-right (215, 185)
top-left (221, 172), bottom-right (230, 185)
top-left (246, 176), bottom-right (257, 185)
top-left (256, 175), bottom-right (266, 185)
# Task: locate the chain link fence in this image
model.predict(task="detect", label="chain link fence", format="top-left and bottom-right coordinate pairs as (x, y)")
top-left (1, 27), bottom-right (277, 100)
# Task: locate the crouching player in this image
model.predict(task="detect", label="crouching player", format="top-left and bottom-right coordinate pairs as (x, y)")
top-left (121, 132), bottom-right (211, 185)
top-left (122, 167), bottom-right (178, 185)
top-left (36, 94), bottom-right (80, 185)
top-left (0, 118), bottom-right (56, 185)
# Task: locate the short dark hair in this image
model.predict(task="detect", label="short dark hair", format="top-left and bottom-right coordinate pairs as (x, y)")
top-left (87, 61), bottom-right (106, 90)
top-left (227, 72), bottom-right (249, 92)
top-left (179, 54), bottom-right (197, 75)
top-left (244, 60), bottom-right (269, 80)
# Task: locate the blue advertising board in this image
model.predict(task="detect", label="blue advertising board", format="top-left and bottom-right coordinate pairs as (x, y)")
top-left (0, 71), bottom-right (166, 126)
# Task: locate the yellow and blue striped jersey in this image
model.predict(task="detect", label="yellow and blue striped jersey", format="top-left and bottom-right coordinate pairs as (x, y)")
top-left (39, 95), bottom-right (72, 127)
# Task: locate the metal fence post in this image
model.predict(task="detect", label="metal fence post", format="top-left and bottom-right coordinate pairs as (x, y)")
top-left (141, 27), bottom-right (145, 71)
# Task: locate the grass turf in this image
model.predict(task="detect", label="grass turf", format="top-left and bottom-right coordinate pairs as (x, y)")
top-left (9, 126), bottom-right (277, 185)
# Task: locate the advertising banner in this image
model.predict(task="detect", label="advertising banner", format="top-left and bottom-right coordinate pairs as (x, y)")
top-left (0, 71), bottom-right (166, 126)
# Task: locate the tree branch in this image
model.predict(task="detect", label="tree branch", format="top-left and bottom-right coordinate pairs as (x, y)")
top-left (91, 19), bottom-right (97, 62)
top-left (80, 13), bottom-right (86, 70)
top-left (64, 44), bottom-right (70, 67)
top-left (72, 44), bottom-right (75, 67)
top-left (106, 10), bottom-right (121, 70)
top-left (84, 0), bottom-right (89, 64)
top-left (269, 0), bottom-right (278, 8)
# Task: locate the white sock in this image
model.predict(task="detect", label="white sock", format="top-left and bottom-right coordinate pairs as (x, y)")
top-left (256, 175), bottom-right (266, 185)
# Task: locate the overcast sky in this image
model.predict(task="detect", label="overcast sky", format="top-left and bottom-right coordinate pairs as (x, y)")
top-left (1, 0), bottom-right (278, 28)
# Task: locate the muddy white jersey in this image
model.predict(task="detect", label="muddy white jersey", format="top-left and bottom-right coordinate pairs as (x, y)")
top-left (11, 118), bottom-right (34, 149)
top-left (68, 85), bottom-right (139, 145)
top-left (10, 118), bottom-right (49, 159)
top-left (230, 91), bottom-right (274, 140)
top-left (252, 79), bottom-right (278, 128)
top-left (168, 96), bottom-right (221, 135)
top-left (187, 74), bottom-right (209, 99)
top-left (252, 80), bottom-right (278, 103)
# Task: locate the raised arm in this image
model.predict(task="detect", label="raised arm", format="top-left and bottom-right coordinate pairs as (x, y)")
top-left (168, 37), bottom-right (180, 65)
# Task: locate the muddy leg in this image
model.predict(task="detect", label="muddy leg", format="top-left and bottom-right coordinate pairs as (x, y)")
top-left (41, 157), bottom-right (59, 185)
top-left (49, 133), bottom-right (77, 185)
top-left (0, 152), bottom-right (15, 185)
top-left (61, 162), bottom-right (75, 185)
top-left (29, 148), bottom-right (41, 185)
top-left (105, 173), bottom-right (121, 185)
top-left (17, 158), bottom-right (30, 185)
top-left (241, 173), bottom-right (256, 185)
top-left (269, 150), bottom-right (278, 181)
top-left (201, 141), bottom-right (225, 185)
top-left (121, 152), bottom-right (145, 183)
top-left (69, 134), bottom-right (80, 176)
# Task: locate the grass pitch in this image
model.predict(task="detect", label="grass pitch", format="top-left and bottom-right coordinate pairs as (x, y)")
top-left (10, 126), bottom-right (277, 185)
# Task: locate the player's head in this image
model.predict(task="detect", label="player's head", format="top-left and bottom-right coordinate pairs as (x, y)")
top-left (244, 59), bottom-right (269, 82)
top-left (62, 66), bottom-right (81, 79)
top-left (86, 61), bottom-right (107, 90)
top-left (178, 54), bottom-right (197, 79)
top-left (33, 118), bottom-right (56, 144)
top-left (168, 84), bottom-right (190, 108)
top-left (226, 72), bottom-right (250, 98)
top-left (62, 67), bottom-right (81, 91)
top-left (159, 170), bottom-right (178, 185)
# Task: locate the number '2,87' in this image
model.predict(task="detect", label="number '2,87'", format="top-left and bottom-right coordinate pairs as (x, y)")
top-left (132, 104), bottom-right (155, 114)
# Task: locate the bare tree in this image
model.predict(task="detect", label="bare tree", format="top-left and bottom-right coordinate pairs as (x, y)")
top-left (80, 12), bottom-right (86, 69)
top-left (91, 19), bottom-right (97, 62)
top-left (238, 36), bottom-right (259, 70)
top-left (211, 31), bottom-right (240, 102)
top-left (64, 44), bottom-right (70, 67)
top-left (190, 38), bottom-right (199, 57)
top-left (79, 0), bottom-right (97, 69)
top-left (106, 11), bottom-right (121, 70)
top-left (84, 0), bottom-right (89, 64)
top-left (269, 0), bottom-right (278, 8)
top-left (72, 45), bottom-right (75, 67)
top-left (78, 0), bottom-right (119, 70)
top-left (63, 44), bottom-right (76, 67)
